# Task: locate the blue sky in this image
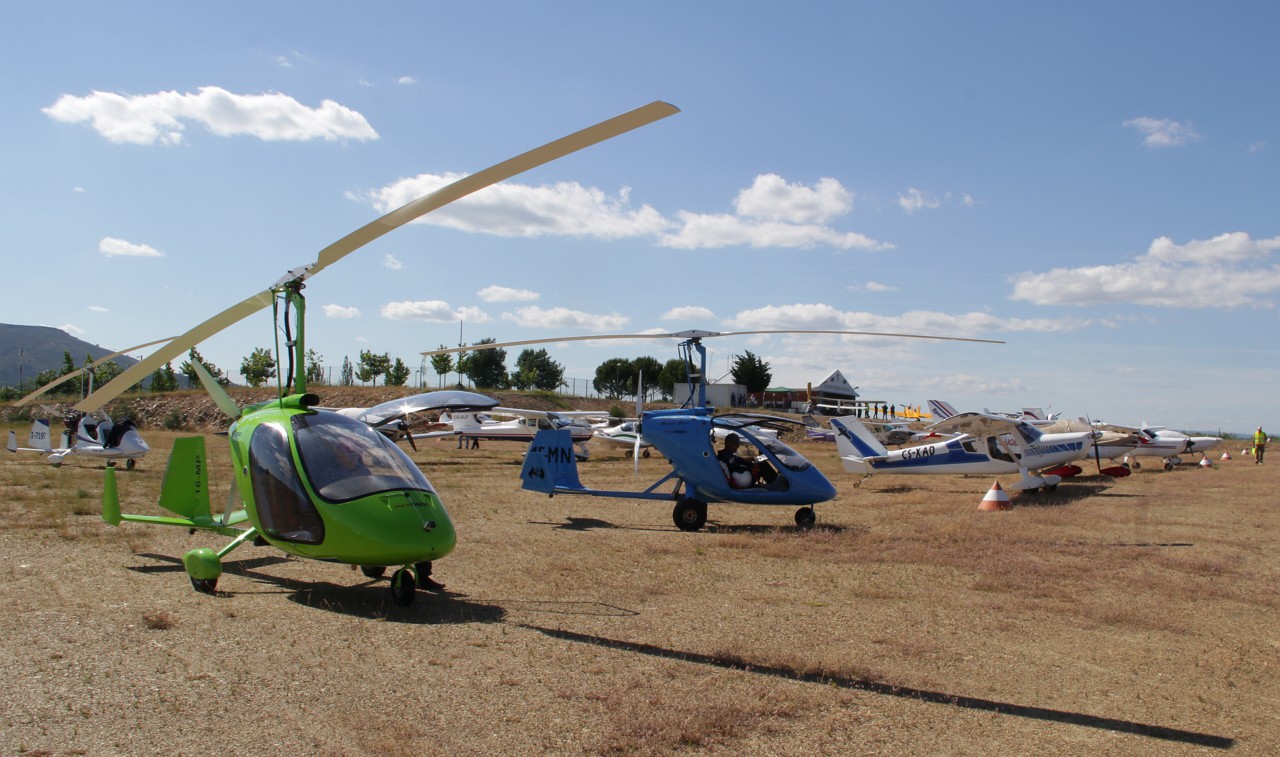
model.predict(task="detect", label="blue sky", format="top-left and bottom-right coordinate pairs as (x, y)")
top-left (4, 2), bottom-right (1277, 433)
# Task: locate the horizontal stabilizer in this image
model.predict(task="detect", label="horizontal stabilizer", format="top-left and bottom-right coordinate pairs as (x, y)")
top-left (521, 429), bottom-right (585, 494)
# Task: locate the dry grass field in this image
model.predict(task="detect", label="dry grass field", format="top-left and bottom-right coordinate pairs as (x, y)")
top-left (1, 421), bottom-right (1276, 755)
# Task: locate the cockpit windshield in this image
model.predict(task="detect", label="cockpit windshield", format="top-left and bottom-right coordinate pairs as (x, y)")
top-left (293, 412), bottom-right (435, 502)
top-left (740, 430), bottom-right (811, 472)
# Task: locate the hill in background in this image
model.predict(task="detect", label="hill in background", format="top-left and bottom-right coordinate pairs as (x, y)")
top-left (0, 323), bottom-right (139, 388)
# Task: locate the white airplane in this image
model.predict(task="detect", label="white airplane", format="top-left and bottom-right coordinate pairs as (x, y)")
top-left (593, 420), bottom-right (656, 458)
top-left (423, 407), bottom-right (597, 460)
top-left (327, 390), bottom-right (500, 449)
top-left (831, 412), bottom-right (1099, 491)
top-left (1096, 423), bottom-right (1222, 469)
top-left (7, 412), bottom-right (151, 469)
top-left (803, 413), bottom-right (920, 446)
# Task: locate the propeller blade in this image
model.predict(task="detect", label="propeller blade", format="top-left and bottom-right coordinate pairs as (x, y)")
top-left (193, 359), bottom-right (241, 420)
top-left (75, 101), bottom-right (680, 414)
top-left (633, 372), bottom-right (644, 477)
top-left (17, 335), bottom-right (177, 406)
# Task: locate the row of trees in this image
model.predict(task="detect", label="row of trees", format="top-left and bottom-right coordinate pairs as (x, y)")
top-left (4, 342), bottom-right (775, 402)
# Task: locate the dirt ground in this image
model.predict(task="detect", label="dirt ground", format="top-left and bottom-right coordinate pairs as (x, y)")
top-left (0, 416), bottom-right (1276, 755)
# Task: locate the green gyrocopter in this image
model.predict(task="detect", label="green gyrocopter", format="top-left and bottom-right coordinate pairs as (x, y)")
top-left (76, 101), bottom-right (680, 605)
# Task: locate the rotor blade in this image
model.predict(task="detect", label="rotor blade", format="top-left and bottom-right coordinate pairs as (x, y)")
top-left (308, 100), bottom-right (680, 279)
top-left (17, 335), bottom-right (177, 406)
top-left (75, 289), bottom-right (276, 413)
top-left (76, 102), bottom-right (679, 413)
top-left (421, 328), bottom-right (1004, 356)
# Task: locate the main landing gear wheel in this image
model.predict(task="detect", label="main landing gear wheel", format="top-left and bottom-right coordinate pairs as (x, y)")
top-left (190, 577), bottom-right (217, 594)
top-left (126, 458), bottom-right (137, 470)
top-left (642, 449), bottom-right (651, 458)
top-left (673, 499), bottom-right (707, 532)
top-left (360, 565), bottom-right (386, 580)
top-left (794, 507), bottom-right (817, 528)
top-left (390, 568), bottom-right (416, 606)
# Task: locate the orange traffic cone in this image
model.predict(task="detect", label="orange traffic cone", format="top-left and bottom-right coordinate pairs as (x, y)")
top-left (1221, 451), bottom-right (1231, 461)
top-left (1199, 457), bottom-right (1213, 468)
top-left (979, 480), bottom-right (1011, 511)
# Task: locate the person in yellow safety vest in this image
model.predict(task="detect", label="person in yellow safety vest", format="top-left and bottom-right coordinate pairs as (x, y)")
top-left (1254, 426), bottom-right (1267, 465)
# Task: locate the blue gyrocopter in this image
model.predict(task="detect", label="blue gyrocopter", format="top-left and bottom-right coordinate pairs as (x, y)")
top-left (427, 328), bottom-right (999, 530)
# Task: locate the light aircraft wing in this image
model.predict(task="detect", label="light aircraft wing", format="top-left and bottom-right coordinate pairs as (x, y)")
top-left (356, 391), bottom-right (499, 429)
top-left (928, 412), bottom-right (1036, 440)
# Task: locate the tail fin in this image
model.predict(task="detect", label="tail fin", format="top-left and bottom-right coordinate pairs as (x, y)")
top-left (28, 419), bottom-right (53, 450)
top-left (830, 416), bottom-right (890, 459)
top-left (157, 436), bottom-right (213, 521)
top-left (927, 400), bottom-right (959, 420)
top-left (521, 429), bottom-right (585, 494)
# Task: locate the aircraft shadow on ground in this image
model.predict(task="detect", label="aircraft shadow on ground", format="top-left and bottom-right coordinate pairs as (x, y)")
top-left (526, 516), bottom-right (670, 533)
top-left (518, 625), bottom-right (1234, 750)
top-left (128, 552), bottom-right (505, 624)
top-left (526, 517), bottom-right (856, 536)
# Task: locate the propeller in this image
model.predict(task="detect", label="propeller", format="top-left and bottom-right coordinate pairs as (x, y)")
top-left (633, 370), bottom-right (644, 477)
top-left (74, 100), bottom-right (681, 414)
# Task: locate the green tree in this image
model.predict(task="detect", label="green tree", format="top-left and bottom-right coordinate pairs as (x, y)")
top-left (386, 357), bottom-right (411, 387)
top-left (430, 346), bottom-right (454, 388)
top-left (180, 348), bottom-right (230, 387)
top-left (356, 350), bottom-right (392, 385)
top-left (240, 347), bottom-right (278, 388)
top-left (340, 355), bottom-right (354, 386)
top-left (149, 362), bottom-right (179, 393)
top-left (657, 358), bottom-right (687, 401)
top-left (593, 357), bottom-right (635, 400)
top-left (463, 339), bottom-right (507, 390)
top-left (305, 349), bottom-right (326, 386)
top-left (631, 356), bottom-right (662, 401)
top-left (510, 348), bottom-right (565, 391)
top-left (730, 350), bottom-right (772, 395)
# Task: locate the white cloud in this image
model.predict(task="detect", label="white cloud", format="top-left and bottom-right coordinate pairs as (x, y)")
top-left (502, 306), bottom-right (628, 332)
top-left (897, 187), bottom-right (940, 214)
top-left (59, 323), bottom-right (85, 336)
top-left (44, 86), bottom-right (378, 145)
top-left (724, 302), bottom-right (1084, 338)
top-left (1010, 232), bottom-right (1280, 309)
top-left (478, 285), bottom-right (539, 303)
top-left (864, 281), bottom-right (898, 292)
top-left (99, 237), bottom-right (162, 257)
top-left (733, 174), bottom-right (851, 224)
top-left (661, 175), bottom-right (887, 250)
top-left (87, 305), bottom-right (108, 313)
top-left (322, 304), bottom-right (361, 319)
top-left (397, 76), bottom-right (418, 85)
top-left (662, 305), bottom-right (716, 321)
top-left (1123, 117), bottom-right (1202, 148)
top-left (359, 172), bottom-right (890, 252)
top-left (362, 175), bottom-right (668, 239)
top-left (381, 300), bottom-right (490, 323)
top-left (383, 253), bottom-right (402, 270)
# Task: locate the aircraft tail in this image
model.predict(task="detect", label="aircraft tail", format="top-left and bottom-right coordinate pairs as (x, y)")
top-left (521, 429), bottom-right (586, 494)
top-left (830, 416), bottom-right (890, 459)
top-left (158, 436), bottom-right (213, 520)
top-left (28, 419), bottom-right (54, 450)
top-left (927, 400), bottom-right (959, 420)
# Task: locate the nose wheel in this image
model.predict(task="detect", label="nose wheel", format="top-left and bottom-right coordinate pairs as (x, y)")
top-left (794, 506), bottom-right (816, 528)
top-left (390, 567), bottom-right (417, 606)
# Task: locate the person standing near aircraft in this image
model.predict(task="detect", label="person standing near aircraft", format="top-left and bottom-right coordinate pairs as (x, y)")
top-left (1254, 426), bottom-right (1267, 464)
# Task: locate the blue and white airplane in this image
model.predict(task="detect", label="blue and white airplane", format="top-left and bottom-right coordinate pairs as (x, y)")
top-left (831, 412), bottom-right (1096, 492)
